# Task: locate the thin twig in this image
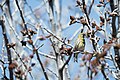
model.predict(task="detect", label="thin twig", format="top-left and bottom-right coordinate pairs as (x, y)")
top-left (108, 51), bottom-right (118, 70)
top-left (0, 59), bottom-right (4, 64)
top-left (69, 27), bottom-right (82, 41)
top-left (24, 0), bottom-right (44, 34)
top-left (42, 0), bottom-right (55, 32)
top-left (43, 28), bottom-right (73, 48)
top-left (24, 1), bottom-right (48, 17)
top-left (26, 45), bottom-right (56, 60)
top-left (47, 68), bottom-right (59, 78)
top-left (88, 0), bottom-right (94, 15)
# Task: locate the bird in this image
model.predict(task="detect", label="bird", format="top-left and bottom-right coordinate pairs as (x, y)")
top-left (73, 33), bottom-right (85, 62)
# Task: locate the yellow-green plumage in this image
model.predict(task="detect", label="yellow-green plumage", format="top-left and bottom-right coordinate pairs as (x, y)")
top-left (74, 33), bottom-right (85, 62)
top-left (74, 33), bottom-right (85, 51)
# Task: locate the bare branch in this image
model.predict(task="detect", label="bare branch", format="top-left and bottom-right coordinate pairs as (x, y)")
top-left (15, 0), bottom-right (49, 79)
top-left (101, 64), bottom-right (109, 80)
top-left (61, 54), bottom-right (72, 71)
top-left (88, 0), bottom-right (94, 15)
top-left (82, 0), bottom-right (90, 25)
top-left (47, 68), bottom-right (59, 78)
top-left (12, 48), bottom-right (34, 79)
top-left (43, 28), bottom-right (73, 48)
top-left (0, 18), bottom-right (13, 80)
top-left (110, 0), bottom-right (120, 69)
top-left (26, 45), bottom-right (56, 60)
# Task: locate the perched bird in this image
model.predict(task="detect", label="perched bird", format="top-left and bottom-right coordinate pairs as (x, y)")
top-left (73, 33), bottom-right (85, 62)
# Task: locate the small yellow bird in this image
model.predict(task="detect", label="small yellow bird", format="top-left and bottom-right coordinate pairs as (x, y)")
top-left (73, 33), bottom-right (85, 62)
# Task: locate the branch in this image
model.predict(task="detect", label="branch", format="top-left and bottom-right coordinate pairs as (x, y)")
top-left (50, 38), bottom-right (63, 80)
top-left (59, 51), bottom-right (73, 80)
top-left (24, 0), bottom-right (44, 34)
top-left (110, 0), bottom-right (120, 69)
top-left (49, 33), bottom-right (72, 80)
top-left (6, 0), bottom-right (13, 20)
top-left (35, 50), bottom-right (49, 80)
top-left (0, 59), bottom-right (4, 64)
top-left (12, 48), bottom-right (34, 79)
top-left (110, 0), bottom-right (117, 38)
top-left (15, 0), bottom-right (49, 79)
top-left (69, 27), bottom-right (82, 41)
top-left (15, 0), bottom-right (28, 31)
top-left (4, 18), bottom-right (52, 60)
top-left (3, 12), bottom-right (55, 59)
top-left (101, 64), bottom-right (109, 80)
top-left (82, 0), bottom-right (90, 24)
top-left (43, 28), bottom-right (73, 48)
top-left (0, 18), bottom-right (13, 79)
top-left (65, 66), bottom-right (70, 80)
top-left (26, 45), bottom-right (56, 60)
top-left (24, 0), bottom-right (48, 17)
top-left (108, 51), bottom-right (118, 70)
top-left (116, 0), bottom-right (120, 69)
top-left (88, 0), bottom-right (94, 15)
top-left (106, 64), bottom-right (119, 79)
top-left (43, 0), bottom-right (55, 32)
top-left (47, 68), bottom-right (59, 78)
top-left (61, 54), bottom-right (72, 71)
top-left (49, 38), bottom-right (58, 60)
